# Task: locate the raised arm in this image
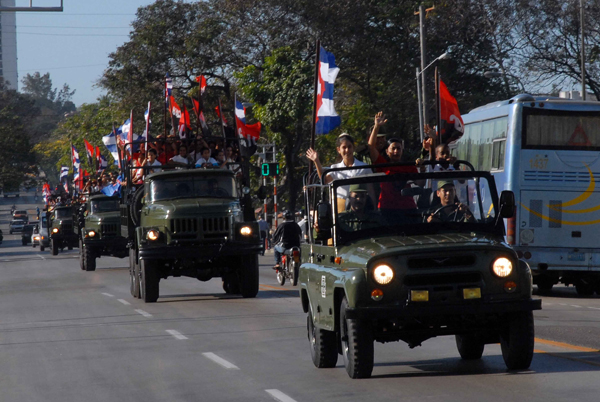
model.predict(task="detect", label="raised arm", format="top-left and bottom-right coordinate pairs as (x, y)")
top-left (306, 148), bottom-right (332, 184)
top-left (368, 112), bottom-right (387, 163)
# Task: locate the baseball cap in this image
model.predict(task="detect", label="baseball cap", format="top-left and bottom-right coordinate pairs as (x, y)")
top-left (349, 183), bottom-right (368, 193)
top-left (437, 180), bottom-right (455, 190)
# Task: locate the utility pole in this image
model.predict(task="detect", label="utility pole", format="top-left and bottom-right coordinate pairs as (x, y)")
top-left (580, 0), bottom-right (586, 100)
top-left (415, 4), bottom-right (435, 125)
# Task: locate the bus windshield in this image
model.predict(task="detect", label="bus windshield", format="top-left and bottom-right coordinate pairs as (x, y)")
top-left (150, 175), bottom-right (238, 202)
top-left (524, 110), bottom-right (600, 150)
top-left (333, 172), bottom-right (498, 242)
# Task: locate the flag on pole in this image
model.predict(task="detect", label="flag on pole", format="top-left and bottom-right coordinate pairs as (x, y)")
top-left (439, 79), bottom-right (464, 144)
top-left (165, 73), bottom-right (173, 103)
top-left (72, 145), bottom-right (80, 180)
top-left (169, 96), bottom-right (182, 118)
top-left (192, 99), bottom-right (211, 136)
top-left (195, 75), bottom-right (207, 95)
top-left (43, 183), bottom-right (51, 205)
top-left (59, 166), bottom-right (69, 182)
top-left (98, 153), bottom-right (108, 173)
top-left (235, 97), bottom-right (261, 144)
top-left (178, 104), bottom-right (192, 139)
top-left (84, 139), bottom-right (95, 166)
top-left (95, 146), bottom-right (101, 172)
top-left (144, 102), bottom-right (151, 150)
top-left (102, 130), bottom-right (120, 166)
top-left (215, 105), bottom-right (228, 126)
top-left (315, 46), bottom-right (341, 135)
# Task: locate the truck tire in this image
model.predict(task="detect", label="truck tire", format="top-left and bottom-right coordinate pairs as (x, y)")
top-left (79, 243), bottom-right (85, 271)
top-left (238, 255), bottom-right (259, 298)
top-left (130, 186), bottom-right (144, 227)
top-left (140, 259), bottom-right (159, 303)
top-left (500, 311), bottom-right (535, 370)
top-left (129, 248), bottom-right (140, 298)
top-left (51, 239), bottom-right (58, 256)
top-left (22, 238), bottom-right (27, 246)
top-left (455, 334), bottom-right (485, 360)
top-left (340, 296), bottom-right (374, 379)
top-left (308, 308), bottom-right (338, 368)
top-left (84, 246), bottom-right (96, 271)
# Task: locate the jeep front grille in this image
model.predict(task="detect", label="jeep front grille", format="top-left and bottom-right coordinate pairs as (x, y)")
top-left (407, 254), bottom-right (476, 269)
top-left (101, 223), bottom-right (119, 237)
top-left (403, 272), bottom-right (482, 287)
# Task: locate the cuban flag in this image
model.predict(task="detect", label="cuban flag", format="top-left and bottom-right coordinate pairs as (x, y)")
top-left (72, 145), bottom-right (80, 180)
top-left (165, 73), bottom-right (173, 103)
top-left (102, 130), bottom-right (120, 166)
top-left (235, 96), bottom-right (261, 144)
top-left (84, 139), bottom-right (95, 165)
top-left (235, 99), bottom-right (246, 124)
top-left (59, 166), bottom-right (69, 182)
top-left (98, 153), bottom-right (108, 173)
top-left (315, 46), bottom-right (341, 135)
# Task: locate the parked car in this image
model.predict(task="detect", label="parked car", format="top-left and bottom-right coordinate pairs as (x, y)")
top-left (33, 216), bottom-right (49, 251)
top-left (9, 220), bottom-right (26, 234)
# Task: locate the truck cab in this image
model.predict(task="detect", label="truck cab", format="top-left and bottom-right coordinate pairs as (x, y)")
top-left (48, 205), bottom-right (78, 255)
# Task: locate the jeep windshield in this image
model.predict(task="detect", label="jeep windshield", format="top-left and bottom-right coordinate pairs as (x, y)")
top-left (91, 199), bottom-right (119, 213)
top-left (331, 170), bottom-right (501, 243)
top-left (149, 175), bottom-right (238, 202)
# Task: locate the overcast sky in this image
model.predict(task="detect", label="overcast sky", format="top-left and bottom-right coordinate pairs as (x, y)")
top-left (14, 0), bottom-right (157, 106)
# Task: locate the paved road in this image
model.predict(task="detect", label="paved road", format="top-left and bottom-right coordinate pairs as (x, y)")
top-left (1, 200), bottom-right (600, 401)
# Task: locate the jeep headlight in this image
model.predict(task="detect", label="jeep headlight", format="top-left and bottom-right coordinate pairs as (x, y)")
top-left (146, 229), bottom-right (160, 241)
top-left (240, 226), bottom-right (252, 236)
top-left (33, 236), bottom-right (40, 240)
top-left (373, 264), bottom-right (394, 285)
top-left (52, 228), bottom-right (59, 234)
top-left (492, 257), bottom-right (512, 277)
top-left (87, 230), bottom-right (96, 238)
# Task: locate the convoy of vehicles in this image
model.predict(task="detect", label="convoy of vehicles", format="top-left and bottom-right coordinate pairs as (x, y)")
top-left (48, 206), bottom-right (78, 255)
top-left (120, 164), bottom-right (262, 303)
top-left (299, 162), bottom-right (541, 378)
top-left (79, 195), bottom-right (127, 271)
top-left (458, 94), bottom-right (600, 295)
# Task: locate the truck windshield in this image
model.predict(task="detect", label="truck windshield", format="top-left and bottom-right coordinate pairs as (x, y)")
top-left (55, 209), bottom-right (72, 219)
top-left (334, 172), bottom-right (498, 241)
top-left (150, 175), bottom-right (238, 202)
top-left (91, 199), bottom-right (119, 213)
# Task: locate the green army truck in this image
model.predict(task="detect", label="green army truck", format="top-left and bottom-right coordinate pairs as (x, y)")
top-left (300, 161), bottom-right (541, 378)
top-left (79, 195), bottom-right (128, 271)
top-left (121, 167), bottom-right (262, 303)
top-left (48, 205), bottom-right (79, 255)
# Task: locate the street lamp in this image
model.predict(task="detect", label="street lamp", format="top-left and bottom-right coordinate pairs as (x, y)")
top-left (416, 52), bottom-right (450, 142)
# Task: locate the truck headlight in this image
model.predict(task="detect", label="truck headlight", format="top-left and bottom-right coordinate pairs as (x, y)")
top-left (52, 228), bottom-right (59, 234)
top-left (240, 226), bottom-right (252, 236)
top-left (373, 264), bottom-right (394, 285)
top-left (87, 230), bottom-right (96, 238)
top-left (492, 257), bottom-right (512, 277)
top-left (146, 229), bottom-right (160, 241)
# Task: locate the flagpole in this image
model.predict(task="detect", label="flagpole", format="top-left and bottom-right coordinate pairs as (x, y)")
top-left (309, 38), bottom-right (321, 183)
top-left (145, 101), bottom-right (151, 155)
top-left (70, 141), bottom-right (74, 196)
top-left (433, 66), bottom-right (441, 160)
top-left (218, 98), bottom-right (227, 140)
top-left (164, 75), bottom-right (168, 138)
top-left (416, 67), bottom-right (425, 143)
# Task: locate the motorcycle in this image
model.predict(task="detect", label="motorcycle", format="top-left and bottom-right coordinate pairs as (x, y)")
top-left (276, 246), bottom-right (301, 286)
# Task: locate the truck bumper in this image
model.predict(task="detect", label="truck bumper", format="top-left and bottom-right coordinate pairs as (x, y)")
top-left (51, 233), bottom-right (79, 247)
top-left (83, 236), bottom-right (128, 257)
top-left (344, 298), bottom-right (542, 320)
top-left (139, 241), bottom-right (262, 260)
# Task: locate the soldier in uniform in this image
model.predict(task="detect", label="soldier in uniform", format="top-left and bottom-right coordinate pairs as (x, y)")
top-left (338, 184), bottom-right (381, 231)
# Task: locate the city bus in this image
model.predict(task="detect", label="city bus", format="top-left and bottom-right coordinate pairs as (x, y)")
top-left (452, 94), bottom-right (600, 295)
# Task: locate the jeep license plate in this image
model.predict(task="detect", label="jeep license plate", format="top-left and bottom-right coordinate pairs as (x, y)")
top-left (567, 252), bottom-right (585, 262)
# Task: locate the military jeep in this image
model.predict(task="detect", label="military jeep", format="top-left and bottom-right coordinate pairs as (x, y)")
top-left (79, 195), bottom-right (128, 271)
top-left (121, 167), bottom-right (262, 303)
top-left (48, 205), bottom-right (79, 255)
top-left (300, 161), bottom-right (541, 378)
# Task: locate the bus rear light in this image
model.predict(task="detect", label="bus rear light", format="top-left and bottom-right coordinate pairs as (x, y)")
top-left (507, 215), bottom-right (516, 245)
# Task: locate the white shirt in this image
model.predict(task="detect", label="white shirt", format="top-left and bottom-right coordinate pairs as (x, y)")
top-left (326, 159), bottom-right (371, 199)
top-left (147, 159), bottom-right (162, 174)
top-left (170, 155), bottom-right (191, 165)
top-left (195, 157), bottom-right (218, 167)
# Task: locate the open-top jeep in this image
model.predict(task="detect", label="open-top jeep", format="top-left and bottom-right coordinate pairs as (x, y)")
top-left (48, 205), bottom-right (79, 255)
top-left (300, 161), bottom-right (541, 378)
top-left (121, 166), bottom-right (262, 303)
top-left (79, 194), bottom-right (128, 271)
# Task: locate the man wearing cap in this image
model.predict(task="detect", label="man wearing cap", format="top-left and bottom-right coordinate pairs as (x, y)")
top-left (338, 184), bottom-right (381, 231)
top-left (427, 180), bottom-right (475, 223)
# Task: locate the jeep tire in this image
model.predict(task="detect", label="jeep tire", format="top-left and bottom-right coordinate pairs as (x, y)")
top-left (308, 309), bottom-right (337, 368)
top-left (79, 240), bottom-right (85, 271)
top-left (51, 239), bottom-right (58, 256)
top-left (40, 245), bottom-right (45, 252)
top-left (140, 259), bottom-right (159, 303)
top-left (340, 296), bottom-right (374, 379)
top-left (500, 311), bottom-right (535, 370)
top-left (238, 255), bottom-right (259, 298)
top-left (84, 246), bottom-right (96, 271)
top-left (455, 334), bottom-right (485, 360)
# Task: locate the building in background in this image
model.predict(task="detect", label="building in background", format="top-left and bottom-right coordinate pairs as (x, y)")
top-left (0, 0), bottom-right (17, 89)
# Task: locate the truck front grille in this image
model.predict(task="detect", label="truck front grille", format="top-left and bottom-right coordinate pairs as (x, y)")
top-left (101, 223), bottom-right (119, 237)
top-left (203, 217), bottom-right (229, 233)
top-left (168, 217), bottom-right (229, 242)
top-left (171, 218), bottom-right (198, 233)
top-left (61, 223), bottom-right (73, 233)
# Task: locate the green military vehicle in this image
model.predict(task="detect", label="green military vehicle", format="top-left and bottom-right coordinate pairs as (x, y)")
top-left (79, 194), bottom-right (128, 271)
top-left (48, 205), bottom-right (79, 255)
top-left (121, 167), bottom-right (262, 303)
top-left (300, 161), bottom-right (541, 378)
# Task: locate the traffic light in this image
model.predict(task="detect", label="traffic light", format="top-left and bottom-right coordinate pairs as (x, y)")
top-left (261, 163), bottom-right (280, 176)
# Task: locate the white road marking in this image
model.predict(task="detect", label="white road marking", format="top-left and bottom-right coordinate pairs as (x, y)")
top-left (571, 305), bottom-right (582, 308)
top-left (202, 352), bottom-right (240, 370)
top-left (588, 307), bottom-right (600, 310)
top-left (265, 389), bottom-right (297, 402)
top-left (135, 309), bottom-right (152, 318)
top-left (101, 293), bottom-right (114, 297)
top-left (166, 330), bottom-right (188, 340)
top-left (559, 303), bottom-right (567, 306)
top-left (38, 255), bottom-right (45, 260)
top-left (117, 299), bottom-right (131, 305)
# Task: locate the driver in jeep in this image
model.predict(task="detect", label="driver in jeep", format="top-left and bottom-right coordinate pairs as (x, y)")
top-left (426, 180), bottom-right (475, 223)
